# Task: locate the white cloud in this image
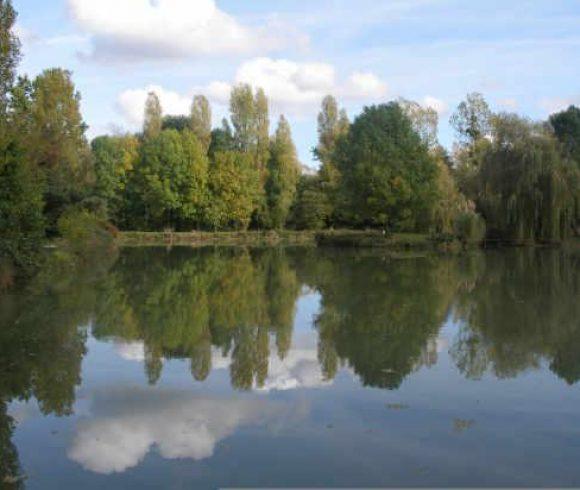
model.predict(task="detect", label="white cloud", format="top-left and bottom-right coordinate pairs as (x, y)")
top-left (67, 0), bottom-right (304, 61)
top-left (117, 84), bottom-right (191, 127)
top-left (68, 390), bottom-right (287, 474)
top-left (115, 342), bottom-right (146, 362)
top-left (116, 57), bottom-right (388, 126)
top-left (422, 96), bottom-right (448, 115)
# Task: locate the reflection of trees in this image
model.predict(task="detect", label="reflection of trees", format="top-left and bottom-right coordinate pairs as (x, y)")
top-left (451, 249), bottom-right (580, 383)
top-left (93, 248), bottom-right (301, 389)
top-left (295, 250), bottom-right (471, 389)
top-left (0, 254), bottom-right (114, 484)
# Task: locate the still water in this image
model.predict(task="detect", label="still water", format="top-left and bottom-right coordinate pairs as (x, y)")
top-left (1, 246), bottom-right (580, 488)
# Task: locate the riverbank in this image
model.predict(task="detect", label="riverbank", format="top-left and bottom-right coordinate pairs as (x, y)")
top-left (117, 230), bottom-right (442, 251)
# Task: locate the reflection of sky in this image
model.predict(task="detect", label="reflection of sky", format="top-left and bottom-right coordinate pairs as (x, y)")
top-left (9, 276), bottom-right (580, 487)
top-left (68, 390), bottom-right (288, 474)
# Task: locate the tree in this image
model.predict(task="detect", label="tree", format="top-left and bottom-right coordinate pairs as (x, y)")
top-left (143, 92), bottom-right (162, 139)
top-left (289, 175), bottom-right (330, 230)
top-left (254, 88), bottom-right (270, 173)
top-left (230, 84), bottom-right (256, 152)
top-left (92, 134), bottom-right (139, 225)
top-left (190, 95), bottom-right (212, 150)
top-left (336, 103), bottom-right (438, 230)
top-left (162, 115), bottom-right (190, 132)
top-left (209, 118), bottom-right (235, 158)
top-left (450, 92), bottom-right (492, 145)
top-left (315, 95), bottom-right (349, 225)
top-left (204, 151), bottom-right (260, 230)
top-left (265, 116), bottom-right (300, 228)
top-left (550, 105), bottom-right (580, 164)
top-left (131, 130), bottom-right (208, 229)
top-left (398, 98), bottom-right (439, 149)
top-left (0, 0), bottom-right (19, 120)
top-left (0, 142), bottom-right (45, 271)
top-left (30, 68), bottom-right (91, 231)
top-left (473, 114), bottom-right (578, 242)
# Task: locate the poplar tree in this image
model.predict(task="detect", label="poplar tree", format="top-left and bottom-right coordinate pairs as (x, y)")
top-left (266, 115), bottom-right (300, 229)
top-left (230, 84), bottom-right (256, 152)
top-left (190, 94), bottom-right (212, 151)
top-left (143, 92), bottom-right (162, 140)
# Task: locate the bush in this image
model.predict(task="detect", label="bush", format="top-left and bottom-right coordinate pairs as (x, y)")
top-left (454, 211), bottom-right (486, 245)
top-left (57, 208), bottom-right (116, 259)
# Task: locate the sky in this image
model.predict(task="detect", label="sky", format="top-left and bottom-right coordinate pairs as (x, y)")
top-left (14, 0), bottom-right (580, 168)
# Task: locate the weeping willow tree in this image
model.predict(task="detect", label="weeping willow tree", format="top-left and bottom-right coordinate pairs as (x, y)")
top-left (474, 114), bottom-right (578, 243)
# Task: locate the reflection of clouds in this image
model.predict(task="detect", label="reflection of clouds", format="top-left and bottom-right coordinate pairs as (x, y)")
top-left (68, 389), bottom-right (283, 474)
top-left (115, 341), bottom-right (146, 362)
top-left (211, 335), bottom-right (332, 392)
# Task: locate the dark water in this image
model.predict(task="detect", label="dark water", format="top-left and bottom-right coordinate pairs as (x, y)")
top-left (1, 246), bottom-right (580, 489)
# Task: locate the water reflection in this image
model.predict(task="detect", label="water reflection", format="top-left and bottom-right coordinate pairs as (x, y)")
top-left (1, 246), bottom-right (580, 485)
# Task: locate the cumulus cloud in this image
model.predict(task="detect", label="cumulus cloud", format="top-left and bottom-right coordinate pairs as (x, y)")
top-left (422, 96), bottom-right (448, 115)
top-left (115, 342), bottom-right (146, 362)
top-left (211, 344), bottom-right (332, 392)
top-left (67, 0), bottom-right (305, 61)
top-left (68, 390), bottom-right (286, 474)
top-left (116, 57), bottom-right (388, 126)
top-left (117, 84), bottom-right (191, 127)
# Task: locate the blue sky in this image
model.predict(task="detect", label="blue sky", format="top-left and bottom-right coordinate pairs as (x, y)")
top-left (14, 0), bottom-right (580, 168)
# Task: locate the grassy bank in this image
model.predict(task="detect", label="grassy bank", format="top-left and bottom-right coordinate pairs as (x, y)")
top-left (118, 230), bottom-right (318, 247)
top-left (118, 230), bottom-right (446, 251)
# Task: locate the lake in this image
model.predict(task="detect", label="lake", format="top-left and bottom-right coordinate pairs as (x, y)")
top-left (1, 246), bottom-right (580, 488)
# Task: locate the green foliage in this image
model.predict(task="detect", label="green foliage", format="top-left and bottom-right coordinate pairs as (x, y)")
top-left (315, 95), bottom-right (349, 224)
top-left (265, 116), bottom-right (300, 229)
top-left (162, 115), bottom-right (190, 132)
top-left (336, 103), bottom-right (439, 230)
top-left (30, 68), bottom-right (91, 231)
top-left (143, 92), bottom-right (162, 139)
top-left (398, 98), bottom-right (439, 149)
top-left (130, 129), bottom-right (208, 230)
top-left (204, 151), bottom-right (261, 230)
top-left (289, 175), bottom-right (331, 230)
top-left (209, 118), bottom-right (235, 158)
top-left (472, 114), bottom-right (577, 242)
top-left (190, 95), bottom-right (212, 150)
top-left (550, 105), bottom-right (580, 164)
top-left (0, 141), bottom-right (45, 271)
top-left (0, 0), bottom-right (19, 119)
top-left (57, 207), bottom-right (115, 260)
top-left (454, 209), bottom-right (486, 244)
top-left (230, 84), bottom-right (256, 152)
top-left (450, 92), bottom-right (492, 145)
top-left (92, 135), bottom-right (139, 225)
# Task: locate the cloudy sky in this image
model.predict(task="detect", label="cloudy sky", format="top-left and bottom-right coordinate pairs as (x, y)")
top-left (15, 0), bottom-right (580, 167)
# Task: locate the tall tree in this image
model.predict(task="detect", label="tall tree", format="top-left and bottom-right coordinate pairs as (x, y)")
top-left (450, 92), bottom-right (492, 145)
top-left (0, 0), bottom-right (19, 121)
top-left (315, 95), bottom-right (350, 225)
top-left (190, 95), bottom-right (212, 150)
top-left (230, 84), bottom-right (256, 152)
top-left (30, 68), bottom-right (90, 230)
top-left (254, 88), bottom-right (270, 173)
top-left (143, 92), bottom-right (162, 140)
top-left (336, 103), bottom-right (438, 230)
top-left (266, 115), bottom-right (300, 229)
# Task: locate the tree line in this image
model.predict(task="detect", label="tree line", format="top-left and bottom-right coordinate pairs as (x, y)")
top-left (1, 0), bottom-right (580, 278)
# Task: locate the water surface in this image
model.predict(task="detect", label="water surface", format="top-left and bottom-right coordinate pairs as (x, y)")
top-left (1, 246), bottom-right (580, 488)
